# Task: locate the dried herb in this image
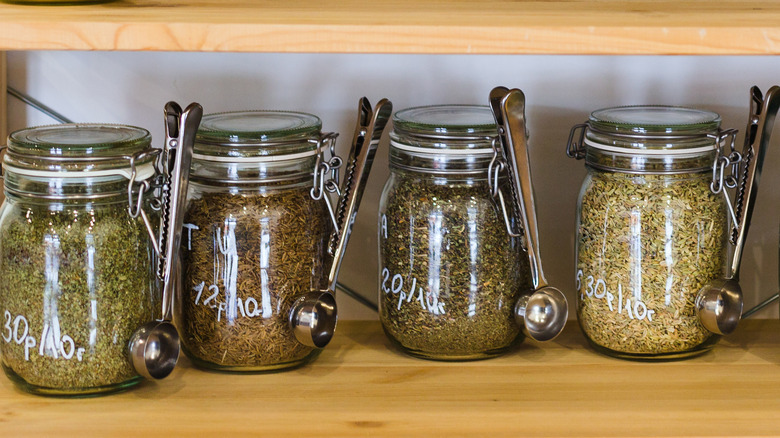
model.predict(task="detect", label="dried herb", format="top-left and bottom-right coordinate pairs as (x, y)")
top-left (0, 202), bottom-right (154, 394)
top-left (179, 186), bottom-right (330, 370)
top-left (379, 171), bottom-right (531, 360)
top-left (576, 171), bottom-right (726, 357)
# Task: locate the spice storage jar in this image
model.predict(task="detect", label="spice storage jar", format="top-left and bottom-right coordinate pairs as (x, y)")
top-left (565, 104), bottom-right (765, 360)
top-left (0, 124), bottom-right (159, 395)
top-left (179, 102), bottom-right (391, 372)
top-left (379, 96), bottom-right (567, 361)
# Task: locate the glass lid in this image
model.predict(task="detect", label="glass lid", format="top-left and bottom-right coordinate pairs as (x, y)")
top-left (589, 106), bottom-right (721, 134)
top-left (585, 105), bottom-right (722, 155)
top-left (5, 124), bottom-right (156, 179)
top-left (391, 105), bottom-right (499, 155)
top-left (195, 111), bottom-right (322, 159)
top-left (8, 123), bottom-right (152, 157)
top-left (393, 105), bottom-right (497, 136)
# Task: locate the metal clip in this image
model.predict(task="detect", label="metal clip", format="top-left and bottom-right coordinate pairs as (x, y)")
top-left (310, 132), bottom-right (342, 233)
top-left (126, 149), bottom-right (163, 256)
top-left (0, 146), bottom-right (7, 179)
top-left (566, 123), bottom-right (588, 159)
top-left (709, 129), bottom-right (742, 229)
top-left (487, 138), bottom-right (505, 199)
top-left (488, 106), bottom-right (523, 239)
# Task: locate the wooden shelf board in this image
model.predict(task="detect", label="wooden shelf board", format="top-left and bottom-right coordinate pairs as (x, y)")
top-left (2, 320), bottom-right (780, 436)
top-left (1, 1), bottom-right (780, 54)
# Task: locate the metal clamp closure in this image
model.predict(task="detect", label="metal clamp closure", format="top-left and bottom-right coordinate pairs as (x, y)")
top-left (0, 146), bottom-right (7, 179)
top-left (566, 123), bottom-right (588, 160)
top-left (310, 131), bottom-right (342, 234)
top-left (126, 148), bottom-right (164, 257)
top-left (708, 128), bottom-right (741, 234)
top-left (488, 136), bottom-right (523, 238)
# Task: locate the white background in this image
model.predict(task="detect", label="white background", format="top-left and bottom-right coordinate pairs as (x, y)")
top-left (6, 51), bottom-right (780, 319)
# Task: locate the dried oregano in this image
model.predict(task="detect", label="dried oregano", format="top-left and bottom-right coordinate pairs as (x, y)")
top-left (179, 186), bottom-right (330, 369)
top-left (576, 171), bottom-right (726, 356)
top-left (379, 171), bottom-right (532, 359)
top-left (0, 203), bottom-right (154, 392)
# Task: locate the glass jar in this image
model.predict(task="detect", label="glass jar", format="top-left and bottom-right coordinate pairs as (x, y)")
top-left (567, 106), bottom-right (733, 360)
top-left (378, 105), bottom-right (534, 360)
top-left (179, 111), bottom-right (334, 372)
top-left (0, 124), bottom-right (158, 395)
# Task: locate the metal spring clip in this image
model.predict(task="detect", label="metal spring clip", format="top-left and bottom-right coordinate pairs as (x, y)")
top-left (709, 128), bottom-right (741, 236)
top-left (309, 131), bottom-right (342, 245)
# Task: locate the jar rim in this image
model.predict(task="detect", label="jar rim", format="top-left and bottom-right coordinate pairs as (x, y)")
top-left (8, 123), bottom-right (152, 157)
top-left (589, 105), bottom-right (721, 136)
top-left (194, 110), bottom-right (323, 161)
top-left (5, 123), bottom-right (157, 179)
top-left (393, 104), bottom-right (498, 141)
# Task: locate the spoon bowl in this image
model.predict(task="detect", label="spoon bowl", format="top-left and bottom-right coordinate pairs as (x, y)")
top-left (127, 320), bottom-right (181, 380)
top-left (514, 286), bottom-right (568, 342)
top-left (696, 279), bottom-right (743, 336)
top-left (290, 291), bottom-right (338, 348)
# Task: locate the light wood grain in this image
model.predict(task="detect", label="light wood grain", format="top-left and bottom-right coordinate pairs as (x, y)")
top-left (2, 320), bottom-right (780, 437)
top-left (0, 52), bottom-right (6, 143)
top-left (1, 0), bottom-right (780, 54)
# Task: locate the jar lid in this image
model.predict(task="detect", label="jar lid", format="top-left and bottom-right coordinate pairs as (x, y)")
top-left (391, 105), bottom-right (498, 155)
top-left (5, 124), bottom-right (156, 180)
top-left (586, 106), bottom-right (721, 155)
top-left (194, 111), bottom-right (323, 162)
top-left (9, 123), bottom-right (152, 157)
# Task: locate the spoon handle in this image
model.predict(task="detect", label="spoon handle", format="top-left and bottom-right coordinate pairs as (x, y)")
top-left (159, 102), bottom-right (203, 321)
top-left (730, 86), bottom-right (780, 279)
top-left (326, 98), bottom-right (393, 289)
top-left (489, 87), bottom-right (547, 289)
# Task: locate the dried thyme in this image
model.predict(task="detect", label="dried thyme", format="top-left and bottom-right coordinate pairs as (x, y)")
top-left (379, 172), bottom-right (531, 359)
top-left (0, 203), bottom-right (154, 392)
top-left (576, 172), bottom-right (726, 356)
top-left (179, 186), bottom-right (330, 369)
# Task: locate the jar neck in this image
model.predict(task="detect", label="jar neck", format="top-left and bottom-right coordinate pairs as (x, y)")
top-left (189, 155), bottom-right (317, 188)
top-left (583, 125), bottom-right (721, 174)
top-left (388, 132), bottom-right (496, 175)
top-left (584, 148), bottom-right (718, 174)
top-left (3, 172), bottom-right (136, 205)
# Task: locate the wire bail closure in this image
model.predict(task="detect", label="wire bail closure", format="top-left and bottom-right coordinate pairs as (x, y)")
top-left (709, 128), bottom-right (742, 235)
top-left (126, 148), bottom-right (164, 257)
top-left (310, 131), bottom-right (342, 236)
top-left (488, 135), bottom-right (524, 239)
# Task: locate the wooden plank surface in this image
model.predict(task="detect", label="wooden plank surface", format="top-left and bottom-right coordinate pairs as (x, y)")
top-left (0, 52), bottom-right (6, 142)
top-left (1, 320), bottom-right (780, 437)
top-left (1, 0), bottom-right (780, 54)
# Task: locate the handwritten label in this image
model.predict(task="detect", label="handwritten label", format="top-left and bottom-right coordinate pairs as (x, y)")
top-left (185, 221), bottom-right (273, 325)
top-left (381, 268), bottom-right (445, 315)
top-left (3, 310), bottom-right (85, 362)
top-left (191, 282), bottom-right (266, 322)
top-left (576, 270), bottom-right (655, 322)
top-left (380, 214), bottom-right (388, 240)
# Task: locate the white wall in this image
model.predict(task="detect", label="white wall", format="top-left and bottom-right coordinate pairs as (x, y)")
top-left (7, 51), bottom-right (780, 320)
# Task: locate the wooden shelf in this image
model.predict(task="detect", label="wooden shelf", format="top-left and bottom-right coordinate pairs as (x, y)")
top-left (1, 0), bottom-right (780, 54)
top-left (2, 320), bottom-right (780, 436)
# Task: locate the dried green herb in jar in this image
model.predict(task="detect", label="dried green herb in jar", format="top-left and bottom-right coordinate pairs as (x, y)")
top-left (576, 172), bottom-right (726, 356)
top-left (179, 188), bottom-right (330, 370)
top-left (0, 205), bottom-right (154, 392)
top-left (379, 172), bottom-right (531, 360)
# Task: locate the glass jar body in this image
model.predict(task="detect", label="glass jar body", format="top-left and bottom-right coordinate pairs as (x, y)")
top-left (0, 193), bottom-right (156, 396)
top-left (179, 177), bottom-right (331, 371)
top-left (575, 168), bottom-right (727, 360)
top-left (378, 169), bottom-right (531, 360)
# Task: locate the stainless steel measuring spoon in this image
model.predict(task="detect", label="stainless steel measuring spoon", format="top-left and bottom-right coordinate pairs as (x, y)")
top-left (128, 101), bottom-right (203, 379)
top-left (289, 97), bottom-right (393, 348)
top-left (697, 86), bottom-right (780, 335)
top-left (489, 86), bottom-right (568, 342)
